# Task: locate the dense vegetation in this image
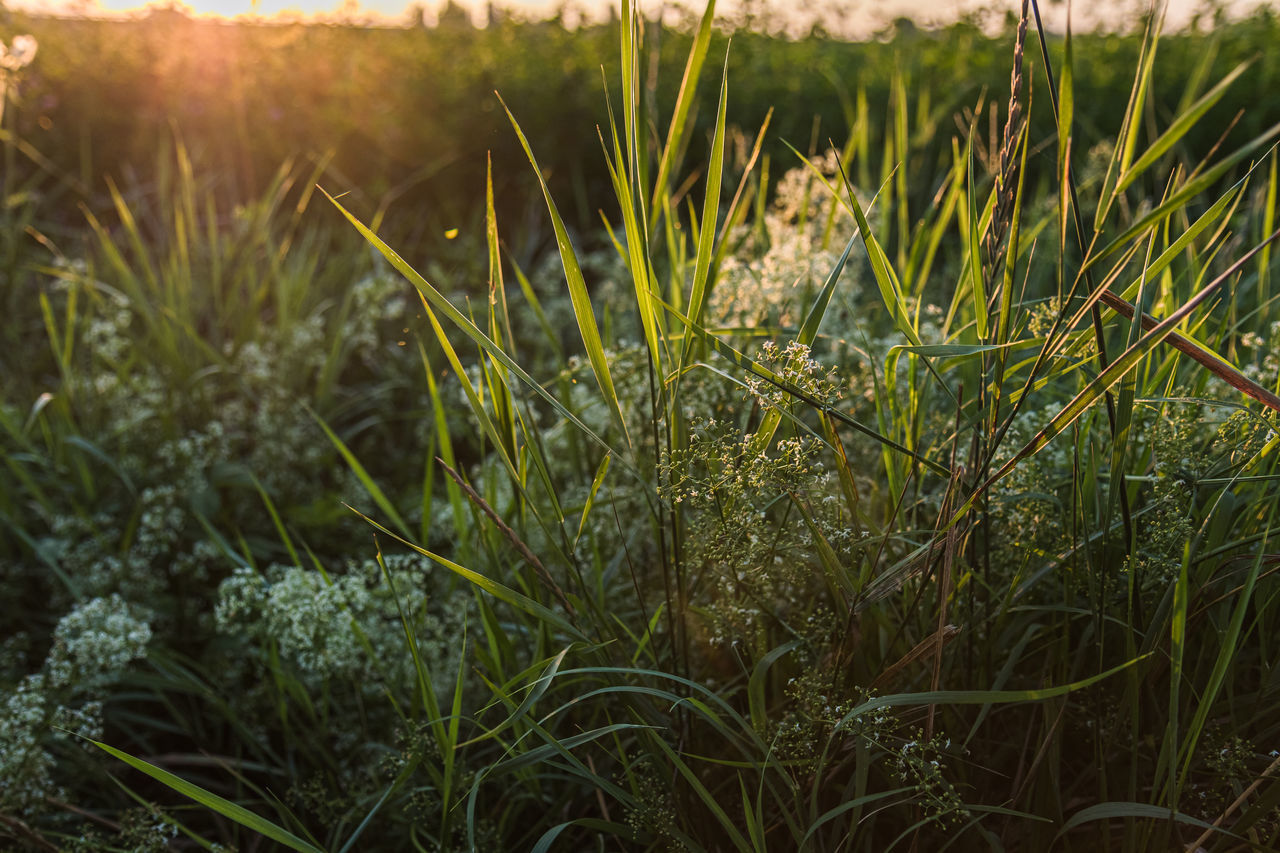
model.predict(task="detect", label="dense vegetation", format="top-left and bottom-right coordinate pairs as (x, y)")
top-left (3, 0), bottom-right (1280, 849)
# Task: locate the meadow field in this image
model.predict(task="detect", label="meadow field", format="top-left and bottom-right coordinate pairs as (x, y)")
top-left (3, 0), bottom-right (1280, 849)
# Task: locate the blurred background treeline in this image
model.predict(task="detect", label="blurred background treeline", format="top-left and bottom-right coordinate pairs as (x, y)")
top-left (4, 1), bottom-right (1280, 271)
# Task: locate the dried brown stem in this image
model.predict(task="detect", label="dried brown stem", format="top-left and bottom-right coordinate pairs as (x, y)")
top-left (0, 812), bottom-right (61, 852)
top-left (869, 624), bottom-right (962, 692)
top-left (437, 457), bottom-right (577, 617)
top-left (1188, 750), bottom-right (1280, 851)
top-left (1097, 289), bottom-right (1280, 415)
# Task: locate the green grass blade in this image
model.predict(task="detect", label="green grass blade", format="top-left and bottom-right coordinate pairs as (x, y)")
top-left (1055, 802), bottom-right (1226, 843)
top-left (599, 78), bottom-right (665, 369)
top-left (649, 0), bottom-right (717, 225)
top-left (249, 472), bottom-right (300, 567)
top-left (650, 734), bottom-right (755, 853)
top-left (321, 190), bottom-right (644, 489)
top-left (682, 49), bottom-right (730, 364)
top-left (574, 452), bottom-right (611, 549)
top-left (460, 647), bottom-right (572, 748)
top-left (1162, 540), bottom-right (1192, 810)
top-left (748, 640), bottom-right (802, 735)
top-left (348, 508), bottom-right (586, 641)
top-left (835, 652), bottom-right (1151, 729)
top-left (1177, 525), bottom-right (1274, 791)
top-left (302, 401), bottom-right (412, 540)
top-left (499, 97), bottom-right (630, 449)
top-left (494, 723), bottom-right (650, 775)
top-left (1116, 60), bottom-right (1250, 195)
top-left (966, 144), bottom-right (988, 340)
top-left (85, 739), bottom-right (325, 853)
top-left (1263, 154), bottom-right (1277, 304)
top-left (1094, 5), bottom-right (1164, 229)
top-left (1057, 13), bottom-right (1074, 178)
top-left (532, 820), bottom-right (639, 853)
top-left (1089, 126), bottom-right (1280, 269)
top-left (800, 788), bottom-right (914, 849)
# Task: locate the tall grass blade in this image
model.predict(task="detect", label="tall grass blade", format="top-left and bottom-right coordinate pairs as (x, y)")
top-left (499, 97), bottom-right (631, 449)
top-left (1055, 802), bottom-right (1226, 843)
top-left (681, 50), bottom-right (730, 364)
top-left (302, 401), bottom-right (412, 539)
top-left (348, 508), bottom-right (586, 641)
top-left (986, 228), bottom-right (1280, 491)
top-left (649, 735), bottom-right (755, 853)
top-left (321, 190), bottom-right (644, 487)
top-left (650, 0), bottom-right (717, 225)
top-left (84, 740), bottom-right (325, 853)
top-left (835, 652), bottom-right (1151, 728)
top-left (1115, 60), bottom-right (1250, 194)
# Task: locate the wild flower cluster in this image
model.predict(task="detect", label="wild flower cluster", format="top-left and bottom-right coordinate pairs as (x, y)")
top-left (1183, 726), bottom-right (1268, 825)
top-left (623, 763), bottom-right (681, 848)
top-left (746, 339), bottom-right (843, 413)
top-left (772, 661), bottom-right (862, 762)
top-left (1241, 319), bottom-right (1280, 386)
top-left (890, 731), bottom-right (969, 826)
top-left (659, 416), bottom-right (833, 650)
top-left (984, 402), bottom-right (1076, 587)
top-left (712, 149), bottom-right (861, 334)
top-left (1, 596), bottom-right (150, 814)
top-left (215, 553), bottom-right (474, 699)
top-left (0, 235), bottom-right (465, 835)
top-left (654, 341), bottom-right (869, 658)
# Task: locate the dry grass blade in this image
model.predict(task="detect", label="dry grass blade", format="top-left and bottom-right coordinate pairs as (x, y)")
top-left (436, 456), bottom-right (577, 618)
top-left (1096, 289), bottom-right (1280, 414)
top-left (983, 225), bottom-right (1280, 493)
top-left (856, 536), bottom-right (949, 614)
top-left (869, 625), bottom-right (962, 692)
top-left (1189, 751), bottom-right (1280, 851)
top-left (0, 813), bottom-right (61, 852)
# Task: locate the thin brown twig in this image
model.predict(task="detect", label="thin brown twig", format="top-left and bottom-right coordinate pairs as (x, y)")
top-left (1096, 288), bottom-right (1280, 414)
top-left (1188, 751), bottom-right (1280, 851)
top-left (436, 457), bottom-right (577, 617)
top-left (0, 812), bottom-right (61, 852)
top-left (44, 796), bottom-right (122, 832)
top-left (869, 624), bottom-right (962, 693)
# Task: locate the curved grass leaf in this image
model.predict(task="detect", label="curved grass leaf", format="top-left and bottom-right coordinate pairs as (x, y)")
top-left (748, 639), bottom-right (802, 735)
top-left (348, 507), bottom-right (587, 642)
top-left (321, 190), bottom-right (646, 491)
top-left (799, 788), bottom-right (913, 848)
top-left (1115, 60), bottom-right (1250, 195)
top-left (682, 48), bottom-right (730, 364)
top-left (499, 96), bottom-right (631, 450)
top-left (1054, 801), bottom-right (1225, 844)
top-left (650, 0), bottom-right (717, 225)
top-left (302, 401), bottom-right (411, 539)
top-left (650, 734), bottom-right (755, 853)
top-left (532, 819), bottom-right (639, 853)
top-left (835, 652), bottom-right (1151, 731)
top-left (85, 739), bottom-right (325, 853)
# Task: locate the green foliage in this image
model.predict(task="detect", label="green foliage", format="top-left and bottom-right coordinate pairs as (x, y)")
top-left (3, 2), bottom-right (1280, 851)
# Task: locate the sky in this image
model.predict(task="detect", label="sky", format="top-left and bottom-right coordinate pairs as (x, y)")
top-left (7, 0), bottom-right (1277, 36)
